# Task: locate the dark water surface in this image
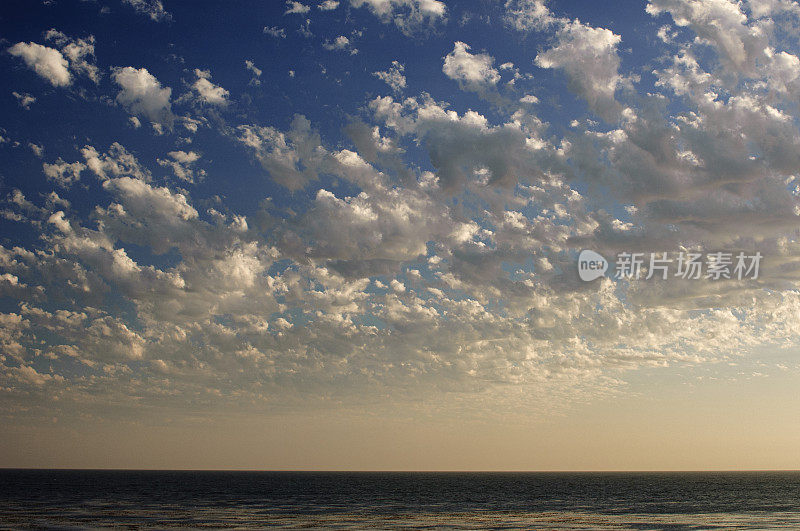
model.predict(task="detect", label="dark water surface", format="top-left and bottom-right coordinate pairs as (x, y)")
top-left (1, 470), bottom-right (799, 529)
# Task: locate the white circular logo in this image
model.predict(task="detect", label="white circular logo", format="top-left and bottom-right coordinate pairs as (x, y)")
top-left (578, 250), bottom-right (608, 281)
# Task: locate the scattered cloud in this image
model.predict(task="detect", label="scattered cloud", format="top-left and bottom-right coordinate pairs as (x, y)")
top-left (28, 142), bottom-right (44, 158)
top-left (318, 0), bottom-right (339, 10)
top-left (43, 159), bottom-right (86, 188)
top-left (374, 61), bottom-right (406, 92)
top-left (442, 41), bottom-right (500, 94)
top-left (323, 35), bottom-right (357, 54)
top-left (192, 69), bottom-right (230, 105)
top-left (8, 42), bottom-right (71, 87)
top-left (12, 91), bottom-right (36, 110)
top-left (44, 29), bottom-right (100, 83)
top-left (264, 26), bottom-right (287, 38)
top-left (121, 0), bottom-right (172, 22)
top-left (157, 150), bottom-right (203, 183)
top-left (4, 0), bottom-right (800, 426)
top-left (534, 20), bottom-right (624, 119)
top-left (350, 0), bottom-right (447, 35)
top-left (8, 31), bottom-right (100, 88)
top-left (245, 59), bottom-right (262, 86)
top-left (507, 0), bottom-right (625, 119)
top-left (285, 1), bottom-right (311, 14)
top-left (111, 66), bottom-right (174, 128)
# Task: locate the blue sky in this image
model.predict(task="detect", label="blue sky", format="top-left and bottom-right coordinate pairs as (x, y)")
top-left (2, 0), bottom-right (800, 469)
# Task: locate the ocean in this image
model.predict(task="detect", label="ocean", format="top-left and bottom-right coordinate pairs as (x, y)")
top-left (1, 470), bottom-right (799, 529)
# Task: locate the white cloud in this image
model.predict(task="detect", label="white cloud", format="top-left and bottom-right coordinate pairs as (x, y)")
top-left (285, 1), bottom-right (311, 14)
top-left (535, 20), bottom-right (624, 120)
top-left (157, 150), bottom-right (203, 183)
top-left (504, 0), bottom-right (557, 31)
top-left (443, 42), bottom-right (500, 93)
top-left (319, 0), bottom-right (339, 9)
top-left (80, 142), bottom-right (153, 182)
top-left (28, 143), bottom-right (44, 158)
top-left (12, 91), bottom-right (36, 110)
top-left (505, 1), bottom-right (625, 119)
top-left (245, 60), bottom-right (262, 78)
top-left (245, 60), bottom-right (262, 86)
top-left (45, 30), bottom-right (100, 83)
top-left (646, 0), bottom-right (762, 74)
top-left (8, 42), bottom-right (71, 87)
top-left (237, 115), bottom-right (325, 190)
top-left (8, 0), bottom-right (800, 425)
top-left (122, 0), bottom-right (172, 21)
top-left (323, 35), bottom-right (356, 53)
top-left (264, 26), bottom-right (287, 38)
top-left (350, 0), bottom-right (447, 35)
top-left (102, 176), bottom-right (198, 225)
top-left (373, 61), bottom-right (406, 92)
top-left (111, 66), bottom-right (174, 128)
top-left (43, 159), bottom-right (86, 188)
top-left (369, 93), bottom-right (553, 190)
top-left (192, 69), bottom-right (230, 105)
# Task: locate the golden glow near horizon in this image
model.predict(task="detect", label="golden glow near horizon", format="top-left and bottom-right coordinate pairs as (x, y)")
top-left (3, 346), bottom-right (798, 471)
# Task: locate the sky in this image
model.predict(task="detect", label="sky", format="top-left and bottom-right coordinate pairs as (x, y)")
top-left (1, 0), bottom-right (800, 470)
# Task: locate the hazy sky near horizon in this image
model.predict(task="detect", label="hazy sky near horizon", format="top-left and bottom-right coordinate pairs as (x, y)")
top-left (1, 0), bottom-right (800, 470)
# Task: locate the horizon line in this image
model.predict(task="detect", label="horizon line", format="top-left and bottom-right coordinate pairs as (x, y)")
top-left (3, 468), bottom-right (800, 473)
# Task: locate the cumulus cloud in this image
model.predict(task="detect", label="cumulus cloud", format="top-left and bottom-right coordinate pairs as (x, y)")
top-left (264, 26), bottom-right (287, 38)
top-left (157, 150), bottom-right (203, 183)
top-left (324, 35), bottom-right (348, 49)
top-left (44, 29), bottom-right (100, 83)
top-left (323, 35), bottom-right (357, 53)
top-left (13, 91), bottom-right (36, 110)
top-left (442, 42), bottom-right (500, 94)
top-left (192, 69), bottom-right (230, 105)
top-left (535, 20), bottom-right (624, 119)
top-left (28, 142), bottom-right (44, 158)
top-left (373, 61), bottom-right (406, 92)
top-left (505, 1), bottom-right (625, 119)
top-left (285, 1), bottom-right (311, 14)
top-left (43, 159), bottom-right (86, 188)
top-left (7, 0), bottom-right (800, 424)
top-left (646, 0), bottom-right (762, 75)
top-left (111, 66), bottom-right (174, 128)
top-left (8, 31), bottom-right (100, 88)
top-left (368, 93), bottom-right (555, 191)
top-left (8, 42), bottom-right (71, 87)
top-left (504, 0), bottom-right (557, 31)
top-left (245, 59), bottom-right (262, 86)
top-left (350, 0), bottom-right (447, 35)
top-left (122, 0), bottom-right (172, 21)
top-left (80, 142), bottom-right (153, 182)
top-left (237, 114), bottom-right (325, 190)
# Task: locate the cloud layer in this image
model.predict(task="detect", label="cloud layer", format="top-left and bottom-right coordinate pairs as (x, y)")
top-left (2, 1), bottom-right (800, 424)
